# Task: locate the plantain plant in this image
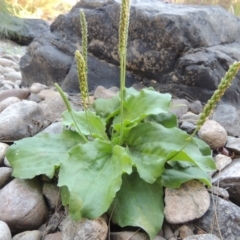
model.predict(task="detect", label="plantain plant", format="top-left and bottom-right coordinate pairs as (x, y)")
top-left (6, 0), bottom-right (240, 239)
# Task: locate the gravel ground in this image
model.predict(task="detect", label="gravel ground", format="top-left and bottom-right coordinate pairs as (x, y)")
top-left (0, 39), bottom-right (26, 56)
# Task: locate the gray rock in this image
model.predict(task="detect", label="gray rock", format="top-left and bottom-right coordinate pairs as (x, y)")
top-left (12, 230), bottom-right (42, 240)
top-left (164, 180), bottom-right (210, 224)
top-left (170, 99), bottom-right (189, 118)
top-left (0, 178), bottom-right (48, 234)
top-left (61, 54), bottom-right (137, 93)
top-left (40, 122), bottom-right (63, 134)
top-left (189, 100), bottom-right (203, 115)
top-left (212, 158), bottom-right (240, 205)
top-left (0, 167), bottom-right (12, 188)
top-left (209, 186), bottom-right (229, 200)
top-left (62, 216), bottom-right (108, 240)
top-left (43, 212), bottom-right (63, 235)
top-left (19, 0), bottom-right (240, 111)
top-left (0, 221), bottom-right (11, 240)
top-left (226, 136), bottom-right (240, 154)
top-left (180, 121), bottom-right (196, 134)
top-left (0, 100), bottom-right (44, 141)
top-left (183, 234), bottom-right (220, 240)
top-left (28, 93), bottom-right (42, 103)
top-left (9, 18), bottom-right (51, 46)
top-left (43, 183), bottom-right (60, 210)
top-left (194, 195), bottom-right (240, 239)
top-left (212, 103), bottom-right (240, 137)
top-left (179, 112), bottom-right (200, 124)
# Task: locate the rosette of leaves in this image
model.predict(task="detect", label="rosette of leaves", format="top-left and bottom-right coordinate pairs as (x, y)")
top-left (6, 1), bottom-right (218, 240)
top-left (6, 90), bottom-right (216, 239)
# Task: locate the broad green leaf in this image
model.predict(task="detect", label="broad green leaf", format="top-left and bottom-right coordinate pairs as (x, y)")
top-left (113, 89), bottom-right (172, 141)
top-left (127, 122), bottom-right (215, 183)
top-left (61, 186), bottom-right (70, 206)
top-left (58, 139), bottom-right (132, 220)
top-left (161, 166), bottom-right (212, 188)
top-left (114, 88), bottom-right (171, 126)
top-left (93, 95), bottom-right (120, 121)
top-left (62, 109), bottom-right (109, 140)
top-left (123, 87), bottom-right (139, 99)
top-left (109, 171), bottom-right (164, 240)
top-left (194, 136), bottom-right (212, 156)
top-left (6, 129), bottom-right (84, 179)
top-left (166, 144), bottom-right (216, 172)
top-left (146, 112), bottom-right (178, 128)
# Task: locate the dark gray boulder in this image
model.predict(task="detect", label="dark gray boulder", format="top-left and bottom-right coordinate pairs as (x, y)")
top-left (194, 195), bottom-right (240, 239)
top-left (8, 18), bottom-right (51, 45)
top-left (20, 0), bottom-right (240, 108)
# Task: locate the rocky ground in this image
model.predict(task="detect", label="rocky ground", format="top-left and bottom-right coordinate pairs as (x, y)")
top-left (1, 39), bottom-right (240, 240)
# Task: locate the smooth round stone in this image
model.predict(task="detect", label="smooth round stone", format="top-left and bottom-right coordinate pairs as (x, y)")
top-left (0, 167), bottom-right (12, 188)
top-left (30, 83), bottom-right (47, 94)
top-left (0, 143), bottom-right (9, 164)
top-left (0, 96), bottom-right (20, 113)
top-left (12, 230), bottom-right (42, 240)
top-left (0, 221), bottom-right (11, 240)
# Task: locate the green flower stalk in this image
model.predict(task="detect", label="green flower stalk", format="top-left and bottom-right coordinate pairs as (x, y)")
top-left (118, 0), bottom-right (130, 56)
top-left (118, 0), bottom-right (131, 145)
top-left (80, 10), bottom-right (88, 75)
top-left (188, 61), bottom-right (240, 141)
top-left (75, 50), bottom-right (88, 109)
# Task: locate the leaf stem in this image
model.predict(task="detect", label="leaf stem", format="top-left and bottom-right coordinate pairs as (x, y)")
top-left (55, 83), bottom-right (88, 143)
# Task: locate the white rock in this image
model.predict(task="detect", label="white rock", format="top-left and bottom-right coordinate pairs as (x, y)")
top-left (3, 157), bottom-right (10, 167)
top-left (214, 154), bottom-right (232, 171)
top-left (0, 66), bottom-right (16, 74)
top-left (30, 83), bottom-right (47, 94)
top-left (94, 85), bottom-right (117, 99)
top-left (0, 221), bottom-right (11, 240)
top-left (62, 216), bottom-right (108, 240)
top-left (38, 89), bottom-right (60, 100)
top-left (198, 120), bottom-right (227, 150)
top-left (0, 100), bottom-right (44, 141)
top-left (1, 80), bottom-right (15, 86)
top-left (12, 230), bottom-right (42, 240)
top-left (179, 225), bottom-right (194, 239)
top-left (0, 58), bottom-right (18, 68)
top-left (0, 143), bottom-right (9, 164)
top-left (39, 94), bottom-right (66, 126)
top-left (1, 83), bottom-right (13, 90)
top-left (0, 96), bottom-right (20, 113)
top-left (164, 180), bottom-right (210, 224)
top-left (4, 72), bottom-right (22, 81)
